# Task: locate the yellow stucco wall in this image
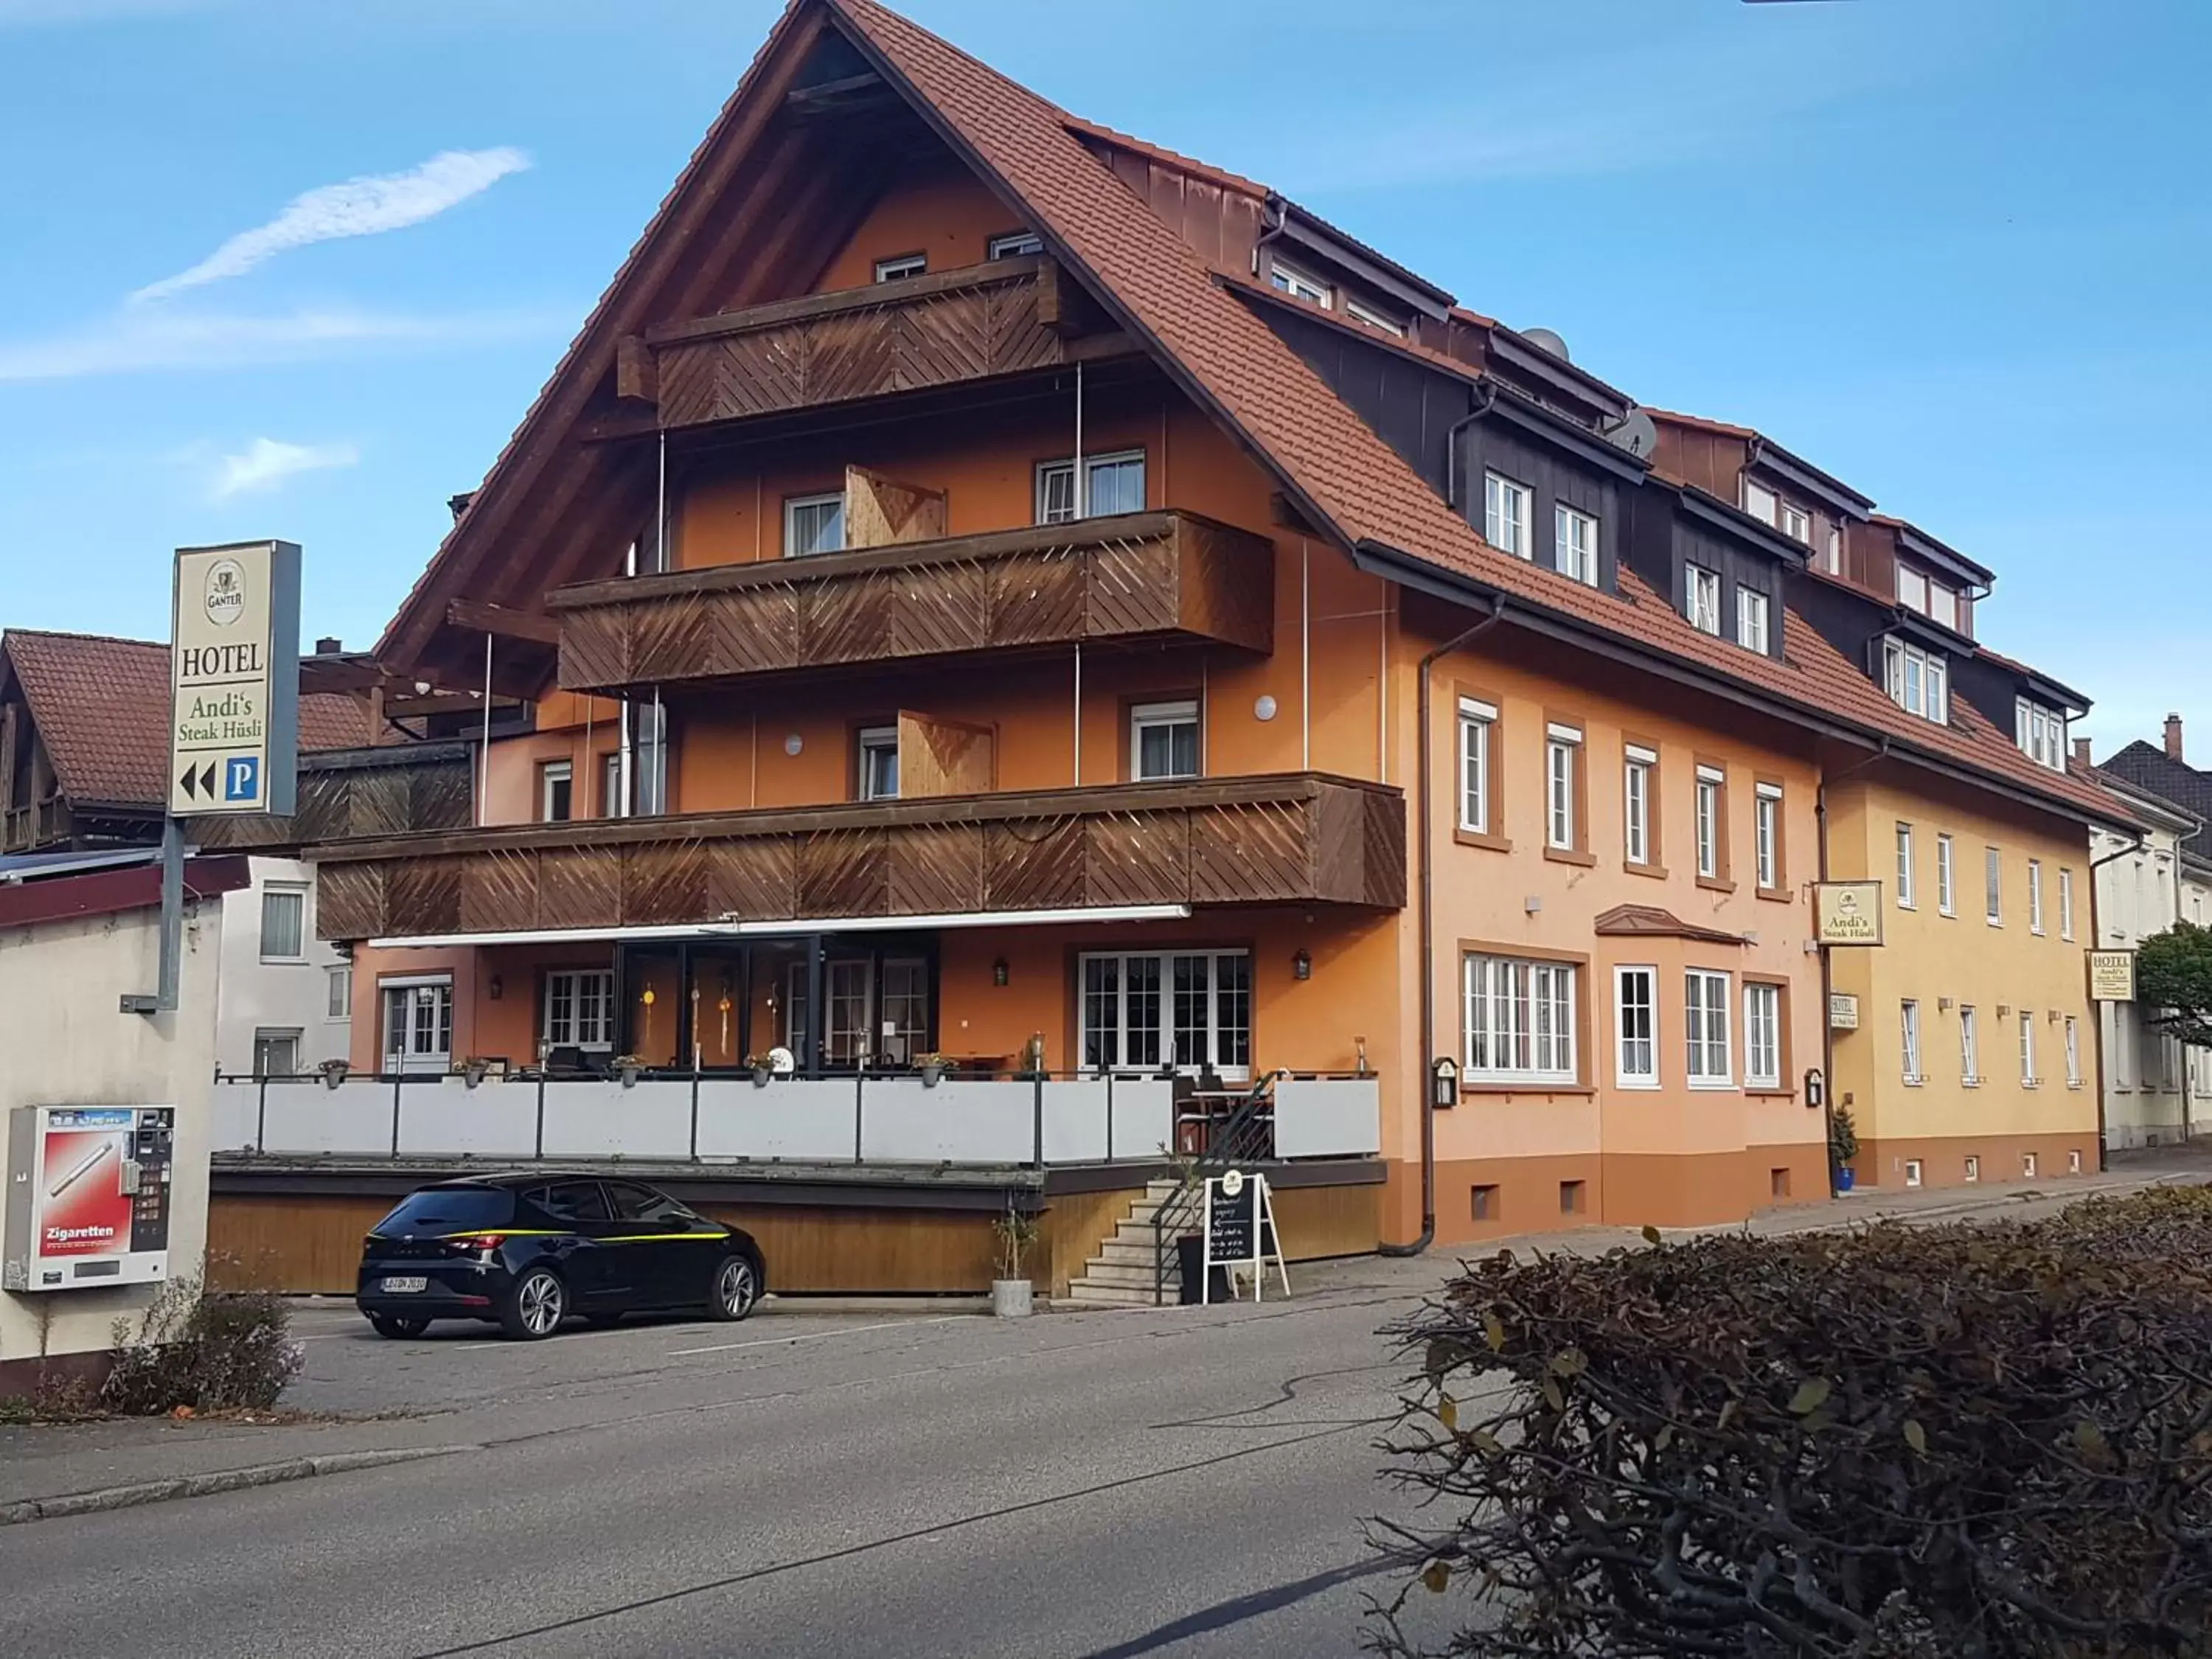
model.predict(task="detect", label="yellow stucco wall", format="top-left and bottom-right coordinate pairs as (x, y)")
top-left (1825, 766), bottom-right (2097, 1188)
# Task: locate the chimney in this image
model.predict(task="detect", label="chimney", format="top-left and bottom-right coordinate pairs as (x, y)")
top-left (2166, 713), bottom-right (2185, 762)
top-left (2073, 737), bottom-right (2092, 769)
top-left (314, 636), bottom-right (343, 656)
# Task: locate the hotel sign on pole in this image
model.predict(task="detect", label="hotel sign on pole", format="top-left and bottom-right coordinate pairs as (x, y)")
top-left (168, 541), bottom-right (299, 817)
top-left (2087, 950), bottom-right (2137, 1003)
top-left (1813, 880), bottom-right (1884, 947)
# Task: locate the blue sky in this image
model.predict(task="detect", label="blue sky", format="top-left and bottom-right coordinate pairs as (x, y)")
top-left (1, 0), bottom-right (2205, 751)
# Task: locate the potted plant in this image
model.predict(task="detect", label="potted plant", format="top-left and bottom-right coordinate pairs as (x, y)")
top-left (745, 1054), bottom-right (772, 1088)
top-left (1829, 1104), bottom-right (1860, 1194)
top-left (918, 1051), bottom-right (949, 1088)
top-left (990, 1200), bottom-right (1039, 1318)
top-left (612, 1054), bottom-right (643, 1090)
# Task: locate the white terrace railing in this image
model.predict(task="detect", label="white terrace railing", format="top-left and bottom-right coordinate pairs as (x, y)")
top-left (209, 1071), bottom-right (1382, 1170)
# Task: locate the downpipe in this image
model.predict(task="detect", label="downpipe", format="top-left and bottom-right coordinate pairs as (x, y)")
top-left (1381, 593), bottom-right (1507, 1256)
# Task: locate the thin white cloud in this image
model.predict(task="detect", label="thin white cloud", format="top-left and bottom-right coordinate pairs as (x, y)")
top-left (212, 437), bottom-right (360, 499)
top-left (131, 147), bottom-right (532, 304)
top-left (0, 304), bottom-right (567, 382)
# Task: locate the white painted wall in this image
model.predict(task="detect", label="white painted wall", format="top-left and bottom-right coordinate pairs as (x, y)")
top-left (0, 896), bottom-right (218, 1368)
top-left (2093, 821), bottom-right (2199, 1148)
top-left (212, 856), bottom-right (351, 1077)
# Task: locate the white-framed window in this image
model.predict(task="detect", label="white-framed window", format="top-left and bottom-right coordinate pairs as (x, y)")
top-left (1464, 954), bottom-right (1578, 1085)
top-left (1883, 639), bottom-right (1948, 723)
top-left (2059, 867), bottom-right (2075, 940)
top-left (381, 977), bottom-right (453, 1074)
top-left (1936, 834), bottom-right (1955, 917)
top-left (857, 726), bottom-right (899, 801)
top-left (1964, 1154), bottom-right (1980, 1183)
top-left (326, 964), bottom-right (352, 1022)
top-left (1554, 504), bottom-right (1598, 585)
top-left (253, 1028), bottom-right (302, 1077)
top-left (1896, 565), bottom-right (1929, 613)
top-left (1457, 698), bottom-right (1495, 835)
top-left (259, 885), bottom-right (306, 962)
top-left (1131, 700), bottom-right (1200, 782)
top-left (873, 251), bottom-right (926, 282)
top-left (1344, 296), bottom-right (1405, 336)
top-left (1624, 745), bottom-right (1655, 866)
top-left (542, 969), bottom-right (616, 1052)
top-left (987, 230), bottom-right (1042, 259)
top-left (1901, 998), bottom-right (1923, 1084)
top-left (1754, 782), bottom-right (1781, 891)
top-left (1268, 258), bottom-right (1333, 307)
top-left (1615, 965), bottom-right (1658, 1088)
top-left (1694, 765), bottom-right (1723, 880)
top-left (1961, 1004), bottom-right (1980, 1084)
top-left (1896, 823), bottom-right (1916, 908)
top-left (2028, 860), bottom-right (2045, 933)
top-left (785, 491), bottom-right (846, 556)
top-left (539, 759), bottom-right (573, 824)
top-left (2020, 1009), bottom-right (2037, 1085)
top-left (2016, 699), bottom-right (2067, 771)
top-left (1484, 472), bottom-right (1530, 557)
top-left (1904, 1158), bottom-right (1924, 1189)
top-left (1780, 504), bottom-right (1811, 545)
top-left (1736, 587), bottom-right (1770, 653)
top-left (1685, 969), bottom-right (1733, 1088)
top-left (1744, 981), bottom-right (1781, 1089)
top-left (1079, 950), bottom-right (1250, 1079)
top-left (1985, 846), bottom-right (2003, 925)
top-left (1545, 723), bottom-right (1581, 851)
top-left (2022, 1152), bottom-right (2039, 1180)
top-left (1927, 582), bottom-right (1959, 631)
top-left (602, 751), bottom-right (622, 819)
top-left (1825, 524), bottom-right (1843, 574)
top-left (1743, 480), bottom-right (1777, 526)
top-left (1686, 566), bottom-right (1722, 634)
top-left (1036, 448), bottom-right (1147, 524)
top-left (2065, 1016), bottom-right (2082, 1087)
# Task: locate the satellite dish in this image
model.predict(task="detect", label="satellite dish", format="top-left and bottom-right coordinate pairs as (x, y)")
top-left (768, 1046), bottom-right (796, 1076)
top-left (1604, 408), bottom-right (1658, 460)
top-left (1520, 327), bottom-right (1571, 362)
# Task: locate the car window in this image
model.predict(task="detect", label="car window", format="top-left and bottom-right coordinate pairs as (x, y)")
top-left (535, 1180), bottom-right (613, 1225)
top-left (605, 1180), bottom-right (692, 1225)
top-left (373, 1187), bottom-right (512, 1234)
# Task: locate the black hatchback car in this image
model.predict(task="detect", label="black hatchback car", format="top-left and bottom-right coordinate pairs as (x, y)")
top-left (356, 1174), bottom-right (765, 1340)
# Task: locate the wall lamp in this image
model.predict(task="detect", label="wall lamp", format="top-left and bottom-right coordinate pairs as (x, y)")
top-left (992, 957), bottom-right (1010, 987)
top-left (1292, 948), bottom-right (1312, 981)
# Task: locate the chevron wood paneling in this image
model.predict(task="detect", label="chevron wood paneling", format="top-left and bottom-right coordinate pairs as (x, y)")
top-left (310, 775), bottom-right (1404, 942)
top-left (549, 509), bottom-right (1273, 696)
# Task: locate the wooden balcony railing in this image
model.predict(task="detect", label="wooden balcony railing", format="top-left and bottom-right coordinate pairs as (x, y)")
top-left (310, 773), bottom-right (1405, 942)
top-left (193, 744), bottom-right (475, 852)
top-left (639, 255), bottom-right (1124, 432)
top-left (547, 509), bottom-right (1275, 695)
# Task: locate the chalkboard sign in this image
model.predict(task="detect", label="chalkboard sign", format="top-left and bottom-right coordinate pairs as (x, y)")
top-left (1201, 1170), bottom-right (1287, 1303)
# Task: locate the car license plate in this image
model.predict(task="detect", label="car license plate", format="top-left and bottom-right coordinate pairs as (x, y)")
top-left (380, 1276), bottom-right (428, 1294)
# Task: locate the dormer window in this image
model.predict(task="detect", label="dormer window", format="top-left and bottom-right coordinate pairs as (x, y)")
top-left (1743, 480), bottom-right (1777, 526)
top-left (1686, 566), bottom-right (1722, 635)
top-left (1883, 638), bottom-right (1948, 724)
top-left (2017, 698), bottom-right (2067, 771)
top-left (1554, 504), bottom-right (1598, 585)
top-left (1268, 258), bottom-right (1334, 308)
top-left (1484, 472), bottom-right (1531, 557)
top-left (1780, 504), bottom-right (1810, 545)
top-left (1736, 588), bottom-right (1770, 655)
top-left (1344, 296), bottom-right (1405, 336)
top-left (1897, 562), bottom-right (1961, 632)
top-left (1926, 580), bottom-right (1958, 630)
top-left (1896, 565), bottom-right (1927, 611)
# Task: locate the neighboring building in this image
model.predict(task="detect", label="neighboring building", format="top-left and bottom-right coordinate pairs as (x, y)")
top-left (1644, 414), bottom-right (2126, 1191)
top-left (0, 628), bottom-right (467, 1078)
top-left (2098, 716), bottom-right (2212, 1142)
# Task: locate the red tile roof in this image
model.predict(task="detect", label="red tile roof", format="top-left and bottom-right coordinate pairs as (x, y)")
top-left (1, 630), bottom-right (384, 811)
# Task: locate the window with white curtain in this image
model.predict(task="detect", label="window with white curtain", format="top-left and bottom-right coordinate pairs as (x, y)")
top-left (1685, 970), bottom-right (1733, 1087)
top-left (1896, 823), bottom-right (1916, 908)
top-left (1744, 982), bottom-right (1781, 1089)
top-left (1937, 835), bottom-right (1955, 916)
top-left (260, 886), bottom-right (305, 961)
top-left (2020, 1009), bottom-right (2038, 1085)
top-left (1080, 950), bottom-right (1249, 1079)
top-left (2059, 867), bottom-right (2074, 939)
top-left (1458, 698), bottom-right (1495, 834)
top-left (1037, 450), bottom-right (1146, 524)
top-left (1736, 587), bottom-right (1770, 654)
top-left (1464, 954), bottom-right (1578, 1085)
top-left (1624, 745), bottom-right (1655, 866)
top-left (1554, 504), bottom-right (1598, 585)
top-left (2028, 860), bottom-right (2045, 933)
top-left (1986, 846), bottom-right (2003, 925)
top-left (2065, 1017), bottom-right (2081, 1087)
top-left (1615, 966), bottom-right (1657, 1088)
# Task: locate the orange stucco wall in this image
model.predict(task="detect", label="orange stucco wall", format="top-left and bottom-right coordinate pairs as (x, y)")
top-left (813, 161), bottom-right (1024, 294)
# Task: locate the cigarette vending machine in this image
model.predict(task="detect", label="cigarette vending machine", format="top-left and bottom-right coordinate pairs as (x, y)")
top-left (3, 1106), bottom-right (175, 1293)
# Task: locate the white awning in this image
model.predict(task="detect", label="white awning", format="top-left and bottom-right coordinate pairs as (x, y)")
top-left (368, 903), bottom-right (1193, 951)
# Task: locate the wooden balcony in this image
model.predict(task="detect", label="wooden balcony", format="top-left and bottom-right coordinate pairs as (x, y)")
top-left (636, 255), bottom-right (1126, 432)
top-left (310, 773), bottom-right (1405, 942)
top-left (193, 744), bottom-right (475, 853)
top-left (547, 509), bottom-right (1275, 696)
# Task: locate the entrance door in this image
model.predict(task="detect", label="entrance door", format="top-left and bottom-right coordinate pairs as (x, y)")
top-left (381, 980), bottom-right (453, 1074)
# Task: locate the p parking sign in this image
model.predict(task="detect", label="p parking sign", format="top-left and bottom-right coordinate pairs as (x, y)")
top-left (168, 541), bottom-right (299, 818)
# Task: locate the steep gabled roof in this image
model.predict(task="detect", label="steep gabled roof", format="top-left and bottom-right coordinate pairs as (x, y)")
top-left (2102, 742), bottom-right (2212, 835)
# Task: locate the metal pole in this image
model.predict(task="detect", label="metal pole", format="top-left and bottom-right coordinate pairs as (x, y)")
top-left (479, 633), bottom-right (493, 825)
top-left (391, 1071), bottom-right (403, 1157)
top-left (255, 1071), bottom-right (268, 1155)
top-left (122, 816), bottom-right (184, 1015)
top-left (1032, 1070), bottom-right (1045, 1170)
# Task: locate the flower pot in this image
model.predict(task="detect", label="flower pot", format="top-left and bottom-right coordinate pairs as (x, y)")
top-left (1833, 1166), bottom-right (1857, 1194)
top-left (922, 1063), bottom-right (945, 1088)
top-left (751, 1066), bottom-right (771, 1088)
top-left (990, 1278), bottom-right (1033, 1318)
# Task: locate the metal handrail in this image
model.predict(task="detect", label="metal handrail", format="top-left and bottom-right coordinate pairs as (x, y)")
top-left (1150, 1069), bottom-right (1284, 1307)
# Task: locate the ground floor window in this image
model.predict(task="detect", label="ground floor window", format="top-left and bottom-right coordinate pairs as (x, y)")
top-left (1685, 969), bottom-right (1732, 1088)
top-left (1464, 953), bottom-right (1577, 1085)
top-left (1079, 950), bottom-right (1251, 1079)
top-left (1744, 981), bottom-right (1782, 1089)
top-left (382, 978), bottom-right (453, 1073)
top-left (542, 969), bottom-right (616, 1054)
top-left (253, 1027), bottom-right (302, 1077)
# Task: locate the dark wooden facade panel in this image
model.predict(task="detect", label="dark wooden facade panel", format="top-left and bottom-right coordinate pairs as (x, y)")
top-left (195, 751), bottom-right (474, 852)
top-left (312, 776), bottom-right (1404, 940)
top-left (549, 510), bottom-right (1274, 697)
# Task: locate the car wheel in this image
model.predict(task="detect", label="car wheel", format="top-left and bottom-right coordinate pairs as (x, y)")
top-left (369, 1314), bottom-right (430, 1340)
top-left (709, 1253), bottom-right (761, 1321)
top-left (501, 1267), bottom-right (566, 1340)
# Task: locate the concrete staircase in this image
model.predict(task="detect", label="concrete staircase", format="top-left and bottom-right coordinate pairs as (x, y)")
top-left (1062, 1179), bottom-right (1195, 1309)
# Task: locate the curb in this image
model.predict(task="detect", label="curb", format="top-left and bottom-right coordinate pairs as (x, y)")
top-left (0, 1443), bottom-right (479, 1527)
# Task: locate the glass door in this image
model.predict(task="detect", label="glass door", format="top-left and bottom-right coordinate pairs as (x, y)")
top-left (381, 981), bottom-right (453, 1074)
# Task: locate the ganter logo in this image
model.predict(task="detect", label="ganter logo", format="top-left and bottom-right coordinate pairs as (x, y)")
top-left (204, 556), bottom-right (246, 626)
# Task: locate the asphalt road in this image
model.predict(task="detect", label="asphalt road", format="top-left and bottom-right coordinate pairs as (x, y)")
top-left (0, 1279), bottom-right (1463, 1658)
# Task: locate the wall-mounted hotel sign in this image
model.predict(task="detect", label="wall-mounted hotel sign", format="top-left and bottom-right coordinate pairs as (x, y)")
top-left (1813, 881), bottom-right (1884, 947)
top-left (2087, 950), bottom-right (2138, 1003)
top-left (1828, 993), bottom-right (1860, 1031)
